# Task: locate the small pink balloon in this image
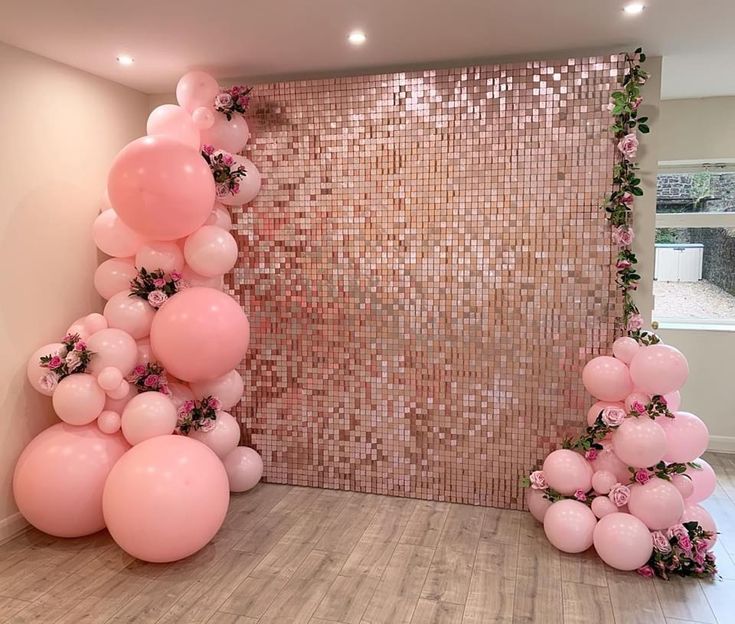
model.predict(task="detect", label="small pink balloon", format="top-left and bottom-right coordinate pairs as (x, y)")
top-left (184, 225), bottom-right (238, 277)
top-left (121, 392), bottom-right (178, 446)
top-left (586, 401), bottom-right (625, 426)
top-left (103, 291), bottom-right (156, 340)
top-left (200, 113), bottom-right (250, 154)
top-left (205, 203), bottom-right (233, 230)
top-left (93, 209), bottom-right (145, 258)
top-left (628, 478), bottom-right (685, 530)
top-left (593, 513), bottom-right (653, 571)
top-left (86, 328), bottom-right (138, 376)
top-left (192, 106), bottom-right (215, 130)
top-left (591, 470), bottom-right (618, 495)
top-left (219, 156), bottom-right (260, 206)
top-left (135, 240), bottom-right (185, 274)
top-left (168, 381), bottom-right (195, 409)
top-left (104, 383), bottom-right (137, 413)
top-left (611, 417), bottom-right (666, 468)
top-left (658, 411), bottom-right (709, 464)
top-left (591, 496), bottom-right (619, 519)
top-left (612, 336), bottom-right (640, 364)
top-left (26, 342), bottom-right (64, 396)
top-left (526, 488), bottom-right (553, 523)
top-left (542, 449), bottom-right (593, 496)
top-left (181, 264), bottom-right (225, 289)
top-left (582, 356), bottom-right (633, 402)
top-left (630, 344), bottom-right (689, 396)
top-left (189, 411), bottom-right (240, 458)
top-left (543, 500), bottom-right (597, 553)
top-left (663, 390), bottom-right (681, 412)
top-left (624, 391), bottom-right (650, 412)
top-left (190, 369), bottom-right (244, 410)
top-left (671, 474), bottom-right (694, 500)
top-left (681, 504), bottom-right (717, 547)
top-left (589, 440), bottom-right (631, 483)
top-left (176, 71), bottom-right (220, 113)
top-left (106, 379), bottom-right (131, 400)
top-left (97, 366), bottom-right (123, 392)
top-left (52, 373), bottom-right (106, 425)
top-left (685, 458), bottom-right (717, 504)
top-left (103, 435), bottom-right (230, 562)
top-left (65, 313), bottom-right (109, 341)
top-left (95, 257), bottom-right (137, 300)
top-left (223, 446), bottom-right (263, 492)
top-left (97, 410), bottom-right (122, 434)
top-left (147, 104), bottom-right (200, 150)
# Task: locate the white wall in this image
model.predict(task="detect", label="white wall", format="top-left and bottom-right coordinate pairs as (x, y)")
top-left (0, 41), bottom-right (149, 540)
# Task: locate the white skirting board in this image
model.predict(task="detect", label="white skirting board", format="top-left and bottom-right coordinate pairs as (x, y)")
top-left (709, 436), bottom-right (735, 454)
top-left (0, 512), bottom-right (28, 545)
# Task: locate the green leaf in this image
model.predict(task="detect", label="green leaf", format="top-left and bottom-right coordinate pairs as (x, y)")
top-left (632, 187), bottom-right (644, 196)
top-left (639, 124), bottom-right (650, 134)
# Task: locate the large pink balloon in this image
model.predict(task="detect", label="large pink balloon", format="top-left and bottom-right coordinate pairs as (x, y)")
top-left (612, 336), bottom-right (640, 364)
top-left (184, 225), bottom-right (238, 277)
top-left (95, 257), bottom-right (137, 300)
top-left (593, 513), bottom-right (653, 571)
top-left (135, 240), bottom-right (185, 274)
top-left (103, 435), bottom-right (230, 562)
top-left (582, 356), bottom-right (633, 402)
top-left (189, 411), bottom-right (240, 458)
top-left (190, 369), bottom-right (244, 410)
top-left (13, 423), bottom-right (129, 537)
top-left (219, 156), bottom-right (261, 206)
top-left (628, 478), bottom-right (685, 530)
top-left (223, 446), bottom-right (263, 492)
top-left (52, 373), bottom-right (106, 425)
top-left (121, 392), bottom-right (177, 446)
top-left (586, 401), bottom-right (625, 427)
top-left (103, 292), bottom-right (156, 340)
top-left (26, 342), bottom-right (64, 396)
top-left (590, 440), bottom-right (630, 483)
top-left (611, 416), bottom-right (666, 468)
top-left (681, 504), bottom-right (717, 547)
top-left (200, 114), bottom-right (250, 154)
top-left (542, 449), bottom-right (593, 496)
top-left (147, 104), bottom-right (200, 150)
top-left (86, 328), bottom-right (138, 376)
top-left (150, 288), bottom-right (249, 382)
top-left (543, 500), bottom-right (597, 553)
top-left (107, 136), bottom-right (215, 241)
top-left (658, 411), bottom-right (709, 464)
top-left (630, 344), bottom-right (689, 396)
top-left (93, 209), bottom-right (145, 258)
top-left (685, 458), bottom-right (717, 504)
top-left (526, 488), bottom-right (553, 523)
top-left (176, 71), bottom-right (220, 113)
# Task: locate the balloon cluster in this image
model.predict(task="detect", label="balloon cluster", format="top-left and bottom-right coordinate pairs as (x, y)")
top-left (525, 337), bottom-right (718, 579)
top-left (14, 71), bottom-right (265, 563)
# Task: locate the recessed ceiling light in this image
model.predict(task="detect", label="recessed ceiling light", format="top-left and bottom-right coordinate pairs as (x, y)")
top-left (116, 54), bottom-right (134, 66)
top-left (623, 3), bottom-right (645, 14)
top-left (348, 30), bottom-right (366, 46)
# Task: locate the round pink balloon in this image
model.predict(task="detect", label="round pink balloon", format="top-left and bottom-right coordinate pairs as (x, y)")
top-left (543, 500), bottom-right (597, 553)
top-left (671, 474), bottom-right (695, 500)
top-left (663, 390), bottom-right (681, 412)
top-left (190, 411), bottom-right (240, 458)
top-left (611, 417), bottom-right (666, 468)
top-left (104, 383), bottom-right (137, 413)
top-left (630, 344), bottom-right (689, 396)
top-left (103, 435), bottom-right (230, 562)
top-left (103, 292), bottom-right (156, 340)
top-left (223, 447), bottom-right (263, 492)
top-left (135, 240), bottom-right (185, 274)
top-left (205, 203), bottom-right (233, 230)
top-left (200, 114), bottom-right (250, 154)
top-left (589, 440), bottom-right (631, 483)
top-left (13, 423), bottom-right (129, 537)
top-left (685, 458), bottom-right (717, 504)
top-left (66, 313), bottom-right (108, 340)
top-left (190, 369), bottom-right (244, 410)
top-left (612, 336), bottom-right (640, 364)
top-left (220, 156), bottom-right (260, 206)
top-left (93, 209), bottom-right (145, 258)
top-left (107, 135), bottom-right (215, 241)
top-left (628, 477), bottom-right (685, 530)
top-left (593, 513), bottom-right (653, 570)
top-left (184, 225), bottom-right (238, 277)
top-left (168, 381), bottom-right (195, 409)
top-left (97, 366), bottom-right (123, 392)
top-left (86, 328), bottom-right (138, 376)
top-left (592, 470), bottom-right (618, 495)
top-left (526, 488), bottom-right (553, 523)
top-left (150, 288), bottom-right (250, 382)
top-left (176, 71), bottom-right (220, 113)
top-left (107, 379), bottom-right (131, 400)
top-left (542, 449), bottom-right (593, 496)
top-left (681, 504), bottom-right (717, 546)
top-left (591, 496), bottom-right (619, 519)
top-left (97, 410), bottom-right (122, 434)
top-left (624, 391), bottom-right (650, 412)
top-left (95, 257), bottom-right (137, 300)
top-left (52, 373), bottom-right (106, 425)
top-left (121, 392), bottom-right (177, 446)
top-left (147, 104), bottom-right (200, 150)
top-left (586, 401), bottom-right (625, 427)
top-left (658, 411), bottom-right (709, 464)
top-left (26, 342), bottom-right (64, 396)
top-left (192, 106), bottom-right (215, 130)
top-left (181, 265), bottom-right (225, 289)
top-left (582, 356), bottom-right (633, 402)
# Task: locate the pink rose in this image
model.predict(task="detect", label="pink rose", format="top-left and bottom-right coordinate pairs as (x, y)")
top-left (215, 93), bottom-right (233, 108)
top-left (651, 531), bottom-right (671, 554)
top-left (635, 469), bottom-right (651, 485)
top-left (231, 86), bottom-right (241, 96)
top-left (153, 277), bottom-right (166, 288)
top-left (616, 259), bottom-right (632, 270)
top-left (627, 314), bottom-right (644, 332)
top-left (170, 271), bottom-right (182, 282)
top-left (198, 418), bottom-right (217, 432)
top-left (231, 182), bottom-right (240, 194)
top-left (39, 372), bottom-right (58, 392)
top-left (74, 340), bottom-right (87, 352)
top-left (202, 144), bottom-right (215, 155)
top-left (207, 397), bottom-right (221, 410)
top-left (631, 400), bottom-right (646, 414)
top-left (632, 96), bottom-right (643, 111)
top-left (620, 191), bottom-right (634, 207)
top-left (237, 95), bottom-right (250, 108)
top-left (584, 448), bottom-right (598, 461)
top-left (48, 355), bottom-right (63, 370)
top-left (65, 351), bottom-right (82, 372)
top-left (132, 365), bottom-right (146, 377)
top-left (637, 565), bottom-right (654, 578)
top-left (667, 524), bottom-right (692, 551)
top-left (608, 483), bottom-right (630, 507)
top-left (147, 290), bottom-right (168, 308)
top-left (574, 489), bottom-right (587, 502)
top-left (612, 225), bottom-right (634, 247)
top-left (602, 406), bottom-right (626, 427)
top-left (223, 154), bottom-right (234, 166)
top-left (179, 400), bottom-right (195, 415)
top-left (144, 374), bottom-right (159, 387)
top-left (529, 470), bottom-right (548, 490)
top-left (617, 132), bottom-right (639, 160)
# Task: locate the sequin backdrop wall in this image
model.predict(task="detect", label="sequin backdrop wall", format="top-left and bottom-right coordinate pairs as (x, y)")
top-left (230, 54), bottom-right (625, 509)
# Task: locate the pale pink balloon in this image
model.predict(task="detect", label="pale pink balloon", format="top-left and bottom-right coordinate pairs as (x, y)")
top-left (108, 135), bottom-right (215, 241)
top-left (629, 344), bottom-right (689, 396)
top-left (205, 203), bottom-right (233, 230)
top-left (107, 379), bottom-right (131, 400)
top-left (103, 291), bottom-right (156, 340)
top-left (685, 458), bottom-right (717, 504)
top-left (628, 478), bottom-right (685, 530)
top-left (121, 392), bottom-right (177, 446)
top-left (591, 470), bottom-right (618, 495)
top-left (52, 373), bottom-right (106, 425)
top-left (190, 411), bottom-right (240, 458)
top-left (219, 156), bottom-right (261, 206)
top-left (97, 366), bottom-right (123, 392)
top-left (97, 410), bottom-right (122, 434)
top-left (192, 106), bottom-right (215, 130)
top-left (589, 440), bottom-right (630, 483)
top-left (103, 435), bottom-right (230, 562)
top-left (591, 496), bottom-right (619, 519)
top-left (200, 114), bottom-right (250, 154)
top-left (681, 504), bottom-right (718, 546)
top-left (86, 328), bottom-right (138, 376)
top-left (65, 312), bottom-right (109, 340)
top-left (136, 338), bottom-right (153, 365)
top-left (190, 369), bottom-right (244, 410)
top-left (13, 423), bottom-right (129, 538)
top-left (663, 390), bottom-right (681, 412)
top-left (135, 240), bottom-right (185, 274)
top-left (624, 391), bottom-right (650, 412)
top-left (543, 500), bottom-right (597, 553)
top-left (582, 356), bottom-right (633, 402)
top-left (95, 257), bottom-right (137, 300)
top-left (542, 449), bottom-right (593, 496)
top-left (104, 383), bottom-right (137, 413)
top-left (147, 104), bottom-right (200, 150)
top-left (223, 446), bottom-right (263, 492)
top-left (168, 381), bottom-right (195, 409)
top-left (92, 209), bottom-right (145, 258)
top-left (26, 342), bottom-right (64, 396)
top-left (593, 513), bottom-right (653, 570)
top-left (586, 401), bottom-right (625, 426)
top-left (181, 264), bottom-right (225, 289)
top-left (658, 411), bottom-right (709, 464)
top-left (184, 225), bottom-right (238, 277)
top-left (611, 416), bottom-right (666, 468)
top-left (150, 288), bottom-right (250, 382)
top-left (526, 488), bottom-right (553, 523)
top-left (612, 336), bottom-right (640, 364)
top-left (671, 474), bottom-right (695, 500)
top-left (176, 71), bottom-right (220, 113)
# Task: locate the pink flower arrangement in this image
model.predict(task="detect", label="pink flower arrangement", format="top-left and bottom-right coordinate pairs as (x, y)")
top-left (126, 362), bottom-right (170, 395)
top-left (635, 469), bottom-right (651, 485)
top-left (213, 85), bottom-right (252, 121)
top-left (601, 406), bottom-right (626, 427)
top-left (130, 268), bottom-right (184, 308)
top-left (201, 145), bottom-right (248, 197)
top-left (617, 132), bottom-right (639, 160)
top-left (39, 333), bottom-right (93, 384)
top-left (652, 531), bottom-right (672, 554)
top-left (608, 482), bottom-right (630, 507)
top-left (176, 395), bottom-right (221, 435)
top-left (612, 225), bottom-right (635, 247)
top-left (645, 522), bottom-right (717, 579)
top-left (529, 470), bottom-right (548, 490)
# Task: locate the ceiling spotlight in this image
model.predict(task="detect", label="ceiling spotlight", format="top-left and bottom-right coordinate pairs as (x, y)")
top-left (116, 54), bottom-right (134, 65)
top-left (623, 3), bottom-right (645, 14)
top-left (348, 30), bottom-right (366, 46)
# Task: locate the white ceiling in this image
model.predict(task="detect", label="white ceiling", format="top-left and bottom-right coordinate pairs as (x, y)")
top-left (0, 0), bottom-right (732, 99)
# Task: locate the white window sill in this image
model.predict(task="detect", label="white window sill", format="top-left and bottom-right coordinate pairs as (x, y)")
top-left (656, 320), bottom-right (735, 332)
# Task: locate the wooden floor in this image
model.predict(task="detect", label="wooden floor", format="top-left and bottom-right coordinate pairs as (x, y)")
top-left (1, 453), bottom-right (735, 624)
